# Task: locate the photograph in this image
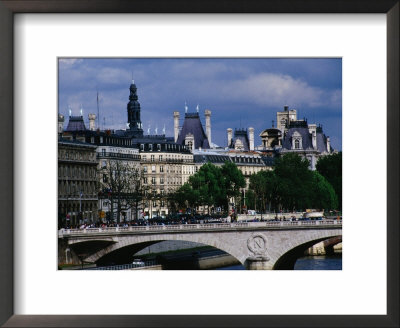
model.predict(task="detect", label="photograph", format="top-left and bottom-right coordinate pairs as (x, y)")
top-left (57, 58), bottom-right (343, 271)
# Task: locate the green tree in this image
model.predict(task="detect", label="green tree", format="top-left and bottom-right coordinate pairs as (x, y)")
top-left (274, 153), bottom-right (313, 211)
top-left (189, 163), bottom-right (226, 213)
top-left (221, 161), bottom-right (246, 209)
top-left (316, 152), bottom-right (342, 209)
top-left (309, 171), bottom-right (338, 210)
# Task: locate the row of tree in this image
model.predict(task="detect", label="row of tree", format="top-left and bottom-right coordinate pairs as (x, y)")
top-left (247, 153), bottom-right (340, 213)
top-left (174, 153), bottom-right (341, 214)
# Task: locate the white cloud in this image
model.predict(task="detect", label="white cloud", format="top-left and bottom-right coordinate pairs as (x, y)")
top-left (59, 58), bottom-right (84, 66)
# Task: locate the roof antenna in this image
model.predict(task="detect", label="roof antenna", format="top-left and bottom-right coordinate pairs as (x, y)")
top-left (185, 101), bottom-right (188, 113)
top-left (68, 105), bottom-right (72, 117)
top-left (196, 104), bottom-right (199, 113)
top-left (96, 90), bottom-right (100, 130)
top-left (80, 104), bottom-right (83, 116)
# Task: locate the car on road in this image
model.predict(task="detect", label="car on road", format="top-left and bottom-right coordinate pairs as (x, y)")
top-left (132, 258), bottom-right (145, 266)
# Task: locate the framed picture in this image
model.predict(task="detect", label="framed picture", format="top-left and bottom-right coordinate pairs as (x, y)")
top-left (0, 1), bottom-right (398, 327)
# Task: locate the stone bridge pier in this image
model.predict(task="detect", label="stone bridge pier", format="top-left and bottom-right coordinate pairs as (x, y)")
top-left (61, 224), bottom-right (342, 270)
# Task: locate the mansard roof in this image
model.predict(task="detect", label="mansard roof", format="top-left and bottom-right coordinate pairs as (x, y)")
top-left (282, 127), bottom-right (312, 150)
top-left (176, 112), bottom-right (210, 149)
top-left (282, 126), bottom-right (330, 153)
top-left (65, 116), bottom-right (87, 131)
top-left (193, 154), bottom-right (231, 164)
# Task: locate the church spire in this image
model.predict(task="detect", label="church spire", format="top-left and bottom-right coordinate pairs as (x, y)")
top-left (127, 79), bottom-right (143, 137)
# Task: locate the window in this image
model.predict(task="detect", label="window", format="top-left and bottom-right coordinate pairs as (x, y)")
top-left (102, 160), bottom-right (106, 168)
top-left (152, 177), bottom-right (156, 185)
top-left (100, 136), bottom-right (103, 144)
top-left (149, 144), bottom-right (153, 151)
top-left (151, 165), bottom-right (156, 173)
top-left (295, 139), bottom-right (300, 149)
top-left (153, 201), bottom-right (157, 207)
top-left (161, 200), bottom-right (165, 207)
top-left (157, 144), bottom-right (161, 151)
top-left (160, 166), bottom-right (164, 173)
top-left (103, 174), bottom-right (107, 183)
top-left (143, 177), bottom-right (148, 184)
top-left (151, 155), bottom-right (155, 162)
top-left (160, 178), bottom-right (164, 184)
top-left (143, 166), bottom-right (147, 173)
top-left (140, 144), bottom-right (144, 151)
top-left (159, 155), bottom-right (163, 161)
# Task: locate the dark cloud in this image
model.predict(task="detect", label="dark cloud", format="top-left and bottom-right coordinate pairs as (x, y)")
top-left (58, 58), bottom-right (342, 149)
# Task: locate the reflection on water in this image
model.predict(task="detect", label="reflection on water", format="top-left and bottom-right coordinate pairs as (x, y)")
top-left (216, 264), bottom-right (245, 270)
top-left (294, 254), bottom-right (342, 270)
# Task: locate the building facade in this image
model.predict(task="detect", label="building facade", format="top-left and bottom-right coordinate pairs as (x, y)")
top-left (138, 140), bottom-right (194, 218)
top-left (58, 139), bottom-right (98, 228)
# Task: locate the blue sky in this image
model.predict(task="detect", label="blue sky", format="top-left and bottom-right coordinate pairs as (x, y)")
top-left (58, 58), bottom-right (342, 150)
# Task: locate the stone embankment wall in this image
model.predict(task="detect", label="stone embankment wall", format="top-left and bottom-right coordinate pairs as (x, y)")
top-left (58, 239), bottom-right (83, 266)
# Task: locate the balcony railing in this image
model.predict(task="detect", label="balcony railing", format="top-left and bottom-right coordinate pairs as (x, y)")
top-left (97, 152), bottom-right (140, 160)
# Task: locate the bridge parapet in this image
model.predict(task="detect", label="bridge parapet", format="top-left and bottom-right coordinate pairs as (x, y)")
top-left (59, 220), bottom-right (341, 237)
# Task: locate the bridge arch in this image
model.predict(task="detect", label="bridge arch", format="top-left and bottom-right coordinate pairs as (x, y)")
top-left (84, 233), bottom-right (243, 266)
top-left (272, 234), bottom-right (342, 270)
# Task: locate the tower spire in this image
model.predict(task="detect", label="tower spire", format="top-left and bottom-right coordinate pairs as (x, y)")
top-left (127, 80), bottom-right (143, 137)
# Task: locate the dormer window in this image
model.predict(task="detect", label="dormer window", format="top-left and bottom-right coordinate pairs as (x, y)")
top-left (292, 131), bottom-right (302, 149)
top-left (295, 139), bottom-right (300, 149)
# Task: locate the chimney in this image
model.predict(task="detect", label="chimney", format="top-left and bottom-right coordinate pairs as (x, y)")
top-left (205, 109), bottom-right (212, 147)
top-left (312, 131), bottom-right (317, 149)
top-left (58, 114), bottom-right (64, 133)
top-left (173, 111), bottom-right (180, 142)
top-left (327, 137), bottom-right (331, 152)
top-left (248, 127), bottom-right (254, 151)
top-left (284, 105), bottom-right (289, 111)
top-left (88, 113), bottom-right (96, 131)
top-left (227, 128), bottom-right (233, 147)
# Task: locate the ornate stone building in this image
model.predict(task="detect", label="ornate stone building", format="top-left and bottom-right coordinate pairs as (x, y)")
top-left (138, 139), bottom-right (194, 218)
top-left (58, 139), bottom-right (98, 228)
top-left (226, 127), bottom-right (255, 151)
top-left (258, 105), bottom-right (333, 170)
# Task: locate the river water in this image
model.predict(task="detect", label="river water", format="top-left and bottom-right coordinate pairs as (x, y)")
top-left (216, 254), bottom-right (342, 270)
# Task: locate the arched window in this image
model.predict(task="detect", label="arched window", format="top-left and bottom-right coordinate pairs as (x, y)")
top-left (295, 139), bottom-right (300, 149)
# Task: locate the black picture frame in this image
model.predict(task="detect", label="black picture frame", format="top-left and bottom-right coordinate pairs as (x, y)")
top-left (0, 1), bottom-right (398, 327)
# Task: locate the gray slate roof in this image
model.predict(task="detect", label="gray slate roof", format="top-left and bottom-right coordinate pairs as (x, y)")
top-left (229, 129), bottom-right (250, 151)
top-left (65, 116), bottom-right (87, 132)
top-left (193, 154), bottom-right (231, 164)
top-left (282, 126), bottom-right (329, 153)
top-left (176, 113), bottom-right (210, 149)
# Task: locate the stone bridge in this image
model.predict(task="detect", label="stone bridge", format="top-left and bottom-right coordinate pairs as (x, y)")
top-left (58, 220), bottom-right (342, 270)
